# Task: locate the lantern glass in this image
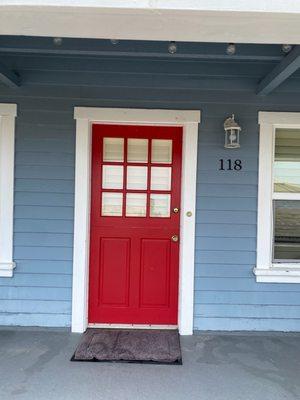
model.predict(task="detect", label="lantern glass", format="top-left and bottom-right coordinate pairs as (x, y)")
top-left (225, 128), bottom-right (240, 148)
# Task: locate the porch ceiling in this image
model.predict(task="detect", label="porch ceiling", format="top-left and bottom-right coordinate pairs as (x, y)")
top-left (0, 36), bottom-right (300, 96)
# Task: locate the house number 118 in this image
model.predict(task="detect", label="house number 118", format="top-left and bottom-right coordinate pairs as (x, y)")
top-left (219, 159), bottom-right (242, 171)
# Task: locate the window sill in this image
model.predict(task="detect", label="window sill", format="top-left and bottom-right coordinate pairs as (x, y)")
top-left (0, 262), bottom-right (16, 278)
top-left (253, 265), bottom-right (300, 283)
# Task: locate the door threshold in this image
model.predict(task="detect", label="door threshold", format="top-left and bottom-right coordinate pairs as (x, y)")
top-left (88, 323), bottom-right (178, 330)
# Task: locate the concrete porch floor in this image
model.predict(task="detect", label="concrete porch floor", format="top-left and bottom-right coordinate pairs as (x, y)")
top-left (0, 328), bottom-right (299, 400)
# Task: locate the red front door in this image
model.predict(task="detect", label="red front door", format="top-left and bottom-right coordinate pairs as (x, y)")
top-left (88, 124), bottom-right (182, 325)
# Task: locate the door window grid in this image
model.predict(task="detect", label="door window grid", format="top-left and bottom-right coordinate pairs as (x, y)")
top-left (100, 137), bottom-right (172, 217)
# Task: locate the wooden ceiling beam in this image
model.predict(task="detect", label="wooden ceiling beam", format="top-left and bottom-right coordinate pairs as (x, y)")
top-left (257, 46), bottom-right (300, 95)
top-left (0, 60), bottom-right (20, 88)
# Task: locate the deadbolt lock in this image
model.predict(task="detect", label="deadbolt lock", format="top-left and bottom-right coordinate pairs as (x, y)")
top-left (171, 235), bottom-right (179, 242)
top-left (173, 207), bottom-right (179, 214)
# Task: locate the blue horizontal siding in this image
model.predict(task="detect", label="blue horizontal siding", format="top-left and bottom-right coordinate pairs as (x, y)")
top-left (196, 237), bottom-right (256, 251)
top-left (195, 290), bottom-right (300, 305)
top-left (0, 47), bottom-right (300, 330)
top-left (196, 251), bottom-right (256, 264)
top-left (15, 179), bottom-right (74, 194)
top-left (15, 205), bottom-right (74, 220)
top-left (12, 260), bottom-right (72, 275)
top-left (195, 264), bottom-right (255, 278)
top-left (197, 224), bottom-right (256, 238)
top-left (0, 300), bottom-right (71, 314)
top-left (0, 273), bottom-right (72, 287)
top-left (14, 192), bottom-right (74, 207)
top-left (16, 110), bottom-right (73, 125)
top-left (197, 197), bottom-right (257, 211)
top-left (15, 165), bottom-right (74, 180)
top-left (198, 171), bottom-right (258, 185)
top-left (14, 219), bottom-right (73, 233)
top-left (16, 151), bottom-right (74, 166)
top-left (14, 246), bottom-right (73, 261)
top-left (194, 304), bottom-right (300, 319)
top-left (196, 210), bottom-right (256, 225)
top-left (0, 287), bottom-right (71, 301)
top-left (196, 183), bottom-right (257, 197)
top-left (0, 313), bottom-right (70, 327)
top-left (194, 317), bottom-right (300, 331)
top-left (14, 233), bottom-right (73, 247)
top-left (195, 277), bottom-right (300, 292)
top-left (15, 138), bottom-right (74, 153)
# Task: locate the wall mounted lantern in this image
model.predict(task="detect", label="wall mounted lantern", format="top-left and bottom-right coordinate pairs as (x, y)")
top-left (223, 114), bottom-right (241, 149)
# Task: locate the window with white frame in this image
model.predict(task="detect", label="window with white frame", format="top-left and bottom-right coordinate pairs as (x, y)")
top-left (254, 112), bottom-right (300, 283)
top-left (0, 104), bottom-right (16, 277)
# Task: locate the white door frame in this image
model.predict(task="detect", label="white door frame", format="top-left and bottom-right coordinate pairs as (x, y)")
top-left (72, 107), bottom-right (200, 335)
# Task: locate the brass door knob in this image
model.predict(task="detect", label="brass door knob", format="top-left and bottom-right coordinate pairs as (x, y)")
top-left (173, 207), bottom-right (179, 214)
top-left (171, 235), bottom-right (179, 242)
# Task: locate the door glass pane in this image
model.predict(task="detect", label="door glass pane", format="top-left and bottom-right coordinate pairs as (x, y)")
top-left (151, 167), bottom-right (171, 190)
top-left (103, 138), bottom-right (124, 162)
top-left (102, 192), bottom-right (123, 216)
top-left (126, 193), bottom-right (147, 217)
top-left (152, 139), bottom-right (172, 164)
top-left (150, 194), bottom-right (171, 217)
top-left (102, 165), bottom-right (123, 189)
top-left (274, 129), bottom-right (300, 192)
top-left (127, 166), bottom-right (148, 190)
top-left (128, 139), bottom-right (148, 163)
top-left (273, 200), bottom-right (300, 261)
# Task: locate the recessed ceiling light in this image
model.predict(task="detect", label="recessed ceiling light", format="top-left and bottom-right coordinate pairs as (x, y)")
top-left (53, 37), bottom-right (63, 46)
top-left (282, 44), bottom-right (292, 53)
top-left (226, 43), bottom-right (236, 55)
top-left (168, 41), bottom-right (177, 54)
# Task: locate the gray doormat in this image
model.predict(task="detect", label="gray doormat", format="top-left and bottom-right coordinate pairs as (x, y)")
top-left (71, 328), bottom-right (182, 365)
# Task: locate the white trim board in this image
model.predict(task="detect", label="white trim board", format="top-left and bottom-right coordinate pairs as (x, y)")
top-left (254, 111), bottom-right (300, 283)
top-left (2, 3), bottom-right (300, 44)
top-left (72, 107), bottom-right (200, 335)
top-left (2, 1), bottom-right (300, 13)
top-left (0, 103), bottom-right (17, 277)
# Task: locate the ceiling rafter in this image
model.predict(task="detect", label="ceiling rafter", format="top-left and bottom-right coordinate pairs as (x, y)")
top-left (257, 46), bottom-right (300, 95)
top-left (0, 60), bottom-right (20, 88)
